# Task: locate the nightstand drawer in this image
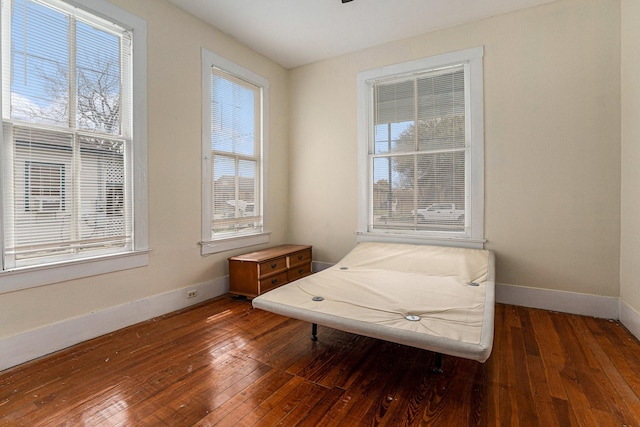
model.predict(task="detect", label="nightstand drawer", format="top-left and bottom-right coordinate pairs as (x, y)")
top-left (257, 256), bottom-right (288, 278)
top-left (259, 271), bottom-right (288, 294)
top-left (288, 262), bottom-right (312, 282)
top-left (288, 248), bottom-right (312, 268)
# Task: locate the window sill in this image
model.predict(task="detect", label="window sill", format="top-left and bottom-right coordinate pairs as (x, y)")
top-left (200, 231), bottom-right (271, 256)
top-left (356, 231), bottom-right (485, 249)
top-left (0, 250), bottom-right (150, 295)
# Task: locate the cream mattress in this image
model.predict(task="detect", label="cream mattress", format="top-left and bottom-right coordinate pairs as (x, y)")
top-left (252, 242), bottom-right (495, 362)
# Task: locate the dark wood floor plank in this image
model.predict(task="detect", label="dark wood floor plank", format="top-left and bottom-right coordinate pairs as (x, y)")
top-left (482, 305), bottom-right (502, 427)
top-left (362, 346), bottom-right (438, 426)
top-left (324, 342), bottom-right (427, 427)
top-left (11, 319), bottom-right (254, 424)
top-left (239, 377), bottom-right (330, 427)
top-left (2, 297), bottom-right (640, 426)
top-left (289, 330), bottom-right (378, 389)
top-left (560, 368), bottom-right (604, 427)
top-left (280, 386), bottom-right (347, 427)
top-left (508, 322), bottom-right (540, 426)
top-left (551, 396), bottom-right (578, 426)
top-left (577, 317), bottom-right (640, 422)
top-left (0, 299), bottom-right (247, 420)
top-left (525, 353), bottom-right (565, 427)
top-left (528, 309), bottom-right (570, 401)
top-left (420, 361), bottom-right (484, 427)
top-left (551, 313), bottom-right (597, 375)
top-left (269, 383), bottom-right (334, 426)
top-left (497, 309), bottom-right (519, 425)
top-left (516, 306), bottom-right (541, 358)
top-left (584, 317), bottom-right (640, 399)
top-left (192, 366), bottom-right (288, 426)
top-left (235, 376), bottom-right (313, 426)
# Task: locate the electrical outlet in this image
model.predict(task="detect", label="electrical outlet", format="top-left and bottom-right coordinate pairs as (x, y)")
top-left (187, 290), bottom-right (197, 299)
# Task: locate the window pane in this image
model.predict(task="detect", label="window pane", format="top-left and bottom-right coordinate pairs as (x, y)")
top-left (211, 72), bottom-right (256, 156)
top-left (371, 151), bottom-right (466, 232)
top-left (12, 127), bottom-right (74, 260)
top-left (375, 80), bottom-right (414, 125)
top-left (417, 69), bottom-right (465, 151)
top-left (78, 136), bottom-right (128, 248)
top-left (11, 0), bottom-right (70, 126)
top-left (211, 155), bottom-right (259, 232)
top-left (372, 154), bottom-right (416, 232)
top-left (373, 121), bottom-right (414, 154)
top-left (212, 154), bottom-right (236, 221)
top-left (76, 21), bottom-right (121, 134)
top-left (372, 156), bottom-right (394, 215)
top-left (238, 159), bottom-right (257, 211)
top-left (8, 128), bottom-right (131, 261)
top-left (415, 151), bottom-right (466, 213)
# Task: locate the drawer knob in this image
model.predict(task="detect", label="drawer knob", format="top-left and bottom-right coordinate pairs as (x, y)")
top-left (298, 269), bottom-right (304, 274)
top-left (271, 278), bottom-right (278, 285)
top-left (271, 263), bottom-right (277, 269)
top-left (298, 255), bottom-right (303, 260)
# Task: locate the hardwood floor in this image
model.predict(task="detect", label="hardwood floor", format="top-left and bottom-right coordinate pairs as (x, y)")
top-left (1, 296), bottom-right (640, 426)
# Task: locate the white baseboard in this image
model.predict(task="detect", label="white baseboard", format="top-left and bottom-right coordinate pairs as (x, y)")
top-left (3, 275), bottom-right (640, 372)
top-left (620, 299), bottom-right (640, 339)
top-left (496, 282), bottom-right (619, 319)
top-left (0, 276), bottom-right (229, 372)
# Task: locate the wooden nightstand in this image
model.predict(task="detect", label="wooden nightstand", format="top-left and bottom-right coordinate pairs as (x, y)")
top-left (228, 244), bottom-right (312, 298)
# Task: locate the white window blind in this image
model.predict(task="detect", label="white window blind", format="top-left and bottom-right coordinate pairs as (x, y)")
top-left (209, 67), bottom-right (262, 238)
top-left (371, 66), bottom-right (467, 234)
top-left (357, 47), bottom-right (484, 247)
top-left (2, 0), bottom-right (133, 268)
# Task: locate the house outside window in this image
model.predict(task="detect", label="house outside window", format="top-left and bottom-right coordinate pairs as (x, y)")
top-left (357, 47), bottom-right (485, 248)
top-left (201, 48), bottom-right (269, 255)
top-left (0, 0), bottom-right (148, 292)
top-left (25, 161), bottom-right (65, 213)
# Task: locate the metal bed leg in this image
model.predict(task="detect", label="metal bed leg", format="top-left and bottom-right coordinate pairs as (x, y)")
top-left (433, 352), bottom-right (443, 374)
top-left (311, 323), bottom-right (318, 341)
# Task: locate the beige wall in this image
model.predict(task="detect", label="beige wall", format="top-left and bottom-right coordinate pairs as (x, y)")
top-left (0, 0), bottom-right (290, 339)
top-left (289, 0), bottom-right (622, 297)
top-left (621, 0), bottom-right (640, 313)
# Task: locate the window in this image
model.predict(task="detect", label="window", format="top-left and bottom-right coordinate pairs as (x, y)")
top-left (1, 0), bottom-right (148, 292)
top-left (357, 47), bottom-right (484, 248)
top-left (201, 48), bottom-right (269, 255)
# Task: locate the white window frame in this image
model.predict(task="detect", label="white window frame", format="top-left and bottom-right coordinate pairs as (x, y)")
top-left (200, 48), bottom-right (269, 255)
top-left (0, 0), bottom-right (148, 293)
top-left (356, 47), bottom-right (485, 248)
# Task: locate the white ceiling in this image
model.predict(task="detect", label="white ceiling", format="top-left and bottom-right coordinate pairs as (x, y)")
top-left (168, 0), bottom-right (554, 69)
